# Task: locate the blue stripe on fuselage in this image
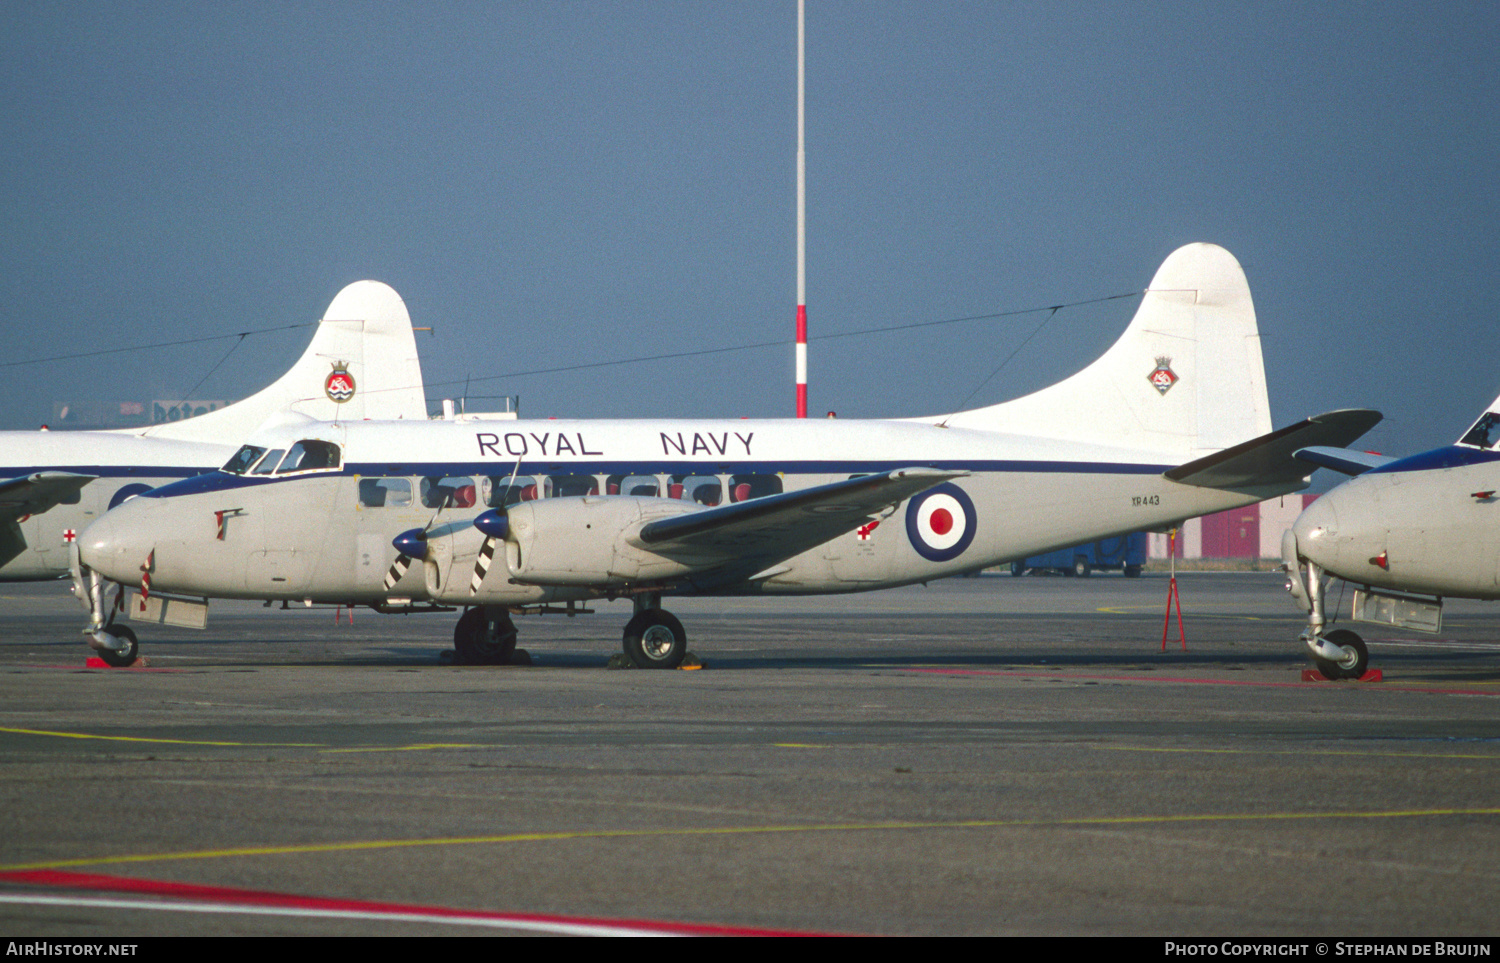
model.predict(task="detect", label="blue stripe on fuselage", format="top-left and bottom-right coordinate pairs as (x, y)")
top-left (139, 459), bottom-right (1176, 500)
top-left (1, 465), bottom-right (206, 480)
top-left (1363, 445), bottom-right (1500, 476)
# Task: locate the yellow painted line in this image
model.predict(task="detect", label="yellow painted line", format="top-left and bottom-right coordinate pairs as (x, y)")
top-left (320, 744), bottom-right (484, 754)
top-left (6, 808), bottom-right (1498, 872)
top-left (0, 726), bottom-right (322, 749)
top-left (1095, 604), bottom-right (1266, 620)
top-left (773, 743), bottom-right (829, 749)
top-left (1102, 745), bottom-right (1499, 761)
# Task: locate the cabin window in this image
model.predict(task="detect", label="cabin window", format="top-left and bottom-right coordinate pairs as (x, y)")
top-left (276, 439), bottom-right (341, 474)
top-left (421, 475), bottom-right (478, 509)
top-left (358, 477), bottom-right (412, 508)
top-left (730, 474), bottom-right (783, 502)
top-left (249, 449), bottom-right (286, 475)
top-left (547, 474), bottom-right (599, 498)
top-left (607, 474), bottom-right (660, 497)
top-left (222, 445), bottom-right (268, 475)
top-left (671, 474), bottom-right (722, 506)
top-left (1460, 412), bottom-right (1500, 449)
top-left (486, 475), bottom-right (540, 507)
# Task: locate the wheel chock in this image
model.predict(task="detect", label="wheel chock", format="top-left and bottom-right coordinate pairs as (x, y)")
top-left (1300, 668), bottom-right (1383, 682)
top-left (85, 656), bottom-right (150, 669)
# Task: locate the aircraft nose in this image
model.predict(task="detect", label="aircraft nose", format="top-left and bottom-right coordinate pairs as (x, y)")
top-left (1291, 490), bottom-right (1342, 569)
top-left (79, 500), bottom-right (156, 584)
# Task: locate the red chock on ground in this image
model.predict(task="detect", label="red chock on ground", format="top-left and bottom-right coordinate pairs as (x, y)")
top-left (85, 656), bottom-right (150, 669)
top-left (1300, 668), bottom-right (1383, 682)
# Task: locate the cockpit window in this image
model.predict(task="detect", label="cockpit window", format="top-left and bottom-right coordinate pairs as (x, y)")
top-left (222, 445), bottom-right (268, 475)
top-left (1459, 412), bottom-right (1500, 449)
top-left (249, 449), bottom-right (286, 475)
top-left (276, 439), bottom-right (341, 474)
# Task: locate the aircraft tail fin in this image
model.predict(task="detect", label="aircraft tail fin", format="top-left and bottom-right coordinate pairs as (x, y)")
top-left (134, 280), bottom-right (428, 443)
top-left (937, 243), bottom-right (1271, 461)
top-left (1453, 390), bottom-right (1500, 449)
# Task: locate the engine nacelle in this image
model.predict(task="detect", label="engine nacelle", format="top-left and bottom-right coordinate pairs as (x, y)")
top-left (504, 495), bottom-right (701, 586)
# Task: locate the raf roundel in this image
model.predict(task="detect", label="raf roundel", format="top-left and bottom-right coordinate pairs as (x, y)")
top-left (905, 482), bottom-right (977, 562)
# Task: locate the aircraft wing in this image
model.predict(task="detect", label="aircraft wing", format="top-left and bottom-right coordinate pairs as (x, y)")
top-left (633, 467), bottom-right (968, 574)
top-left (1291, 446), bottom-right (1395, 476)
top-left (0, 471), bottom-right (96, 519)
top-left (1163, 409), bottom-right (1383, 490)
top-left (0, 471), bottom-right (96, 568)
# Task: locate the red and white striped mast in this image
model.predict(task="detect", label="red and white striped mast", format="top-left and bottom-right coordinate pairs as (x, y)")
top-left (794, 0), bottom-right (808, 418)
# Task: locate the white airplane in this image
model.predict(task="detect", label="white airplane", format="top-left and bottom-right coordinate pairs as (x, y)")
top-left (76, 243), bottom-right (1381, 668)
top-left (0, 281), bottom-right (428, 591)
top-left (1284, 390), bottom-right (1500, 679)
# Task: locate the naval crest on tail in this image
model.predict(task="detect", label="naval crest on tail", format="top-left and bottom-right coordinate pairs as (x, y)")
top-left (325, 361), bottom-right (356, 403)
top-left (1148, 356), bottom-right (1178, 395)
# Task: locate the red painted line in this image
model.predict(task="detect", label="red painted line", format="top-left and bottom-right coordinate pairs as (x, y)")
top-left (897, 666), bottom-right (1496, 696)
top-left (9, 661), bottom-right (183, 673)
top-left (0, 869), bottom-right (835, 937)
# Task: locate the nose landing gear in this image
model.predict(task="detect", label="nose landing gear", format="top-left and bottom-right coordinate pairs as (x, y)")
top-left (1285, 554), bottom-right (1370, 681)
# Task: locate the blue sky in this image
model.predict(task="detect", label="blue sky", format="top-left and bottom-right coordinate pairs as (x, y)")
top-left (3, 1), bottom-right (1497, 460)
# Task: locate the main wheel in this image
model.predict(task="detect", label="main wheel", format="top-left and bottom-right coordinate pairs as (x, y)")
top-left (96, 625), bottom-right (138, 668)
top-left (622, 609), bottom-right (687, 669)
top-left (1010, 562), bottom-right (1025, 577)
top-left (1313, 628), bottom-right (1369, 680)
top-left (1124, 564), bottom-right (1142, 578)
top-left (1073, 558), bottom-right (1091, 578)
top-left (453, 607), bottom-right (518, 665)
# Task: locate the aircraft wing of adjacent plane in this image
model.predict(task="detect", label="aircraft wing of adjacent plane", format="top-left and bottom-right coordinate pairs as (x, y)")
top-left (1163, 409), bottom-right (1383, 490)
top-left (633, 467), bottom-right (968, 577)
top-left (0, 471), bottom-right (97, 519)
top-left (1289, 445), bottom-right (1396, 476)
top-left (0, 471), bottom-right (97, 568)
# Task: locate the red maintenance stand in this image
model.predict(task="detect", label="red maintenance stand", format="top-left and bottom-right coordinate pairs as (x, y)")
top-left (1162, 529), bottom-right (1185, 651)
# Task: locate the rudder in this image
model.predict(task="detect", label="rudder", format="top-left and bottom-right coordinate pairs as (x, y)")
top-left (937, 243), bottom-right (1271, 460)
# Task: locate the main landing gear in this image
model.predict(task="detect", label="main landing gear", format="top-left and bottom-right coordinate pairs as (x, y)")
top-left (452, 606), bottom-right (528, 665)
top-left (1284, 555), bottom-right (1370, 680)
top-left (621, 593), bottom-right (688, 669)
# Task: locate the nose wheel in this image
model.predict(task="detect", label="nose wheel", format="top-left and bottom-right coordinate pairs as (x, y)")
top-left (1310, 628), bottom-right (1368, 681)
top-left (92, 625), bottom-right (139, 668)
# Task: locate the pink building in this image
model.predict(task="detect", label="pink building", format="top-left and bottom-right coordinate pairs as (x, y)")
top-left (1147, 494), bottom-right (1319, 560)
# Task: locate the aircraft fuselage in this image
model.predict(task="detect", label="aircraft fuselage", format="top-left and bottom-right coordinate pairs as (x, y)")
top-left (80, 416), bottom-right (1289, 605)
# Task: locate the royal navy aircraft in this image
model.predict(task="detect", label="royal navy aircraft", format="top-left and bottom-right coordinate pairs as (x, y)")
top-left (0, 281), bottom-right (428, 597)
top-left (1283, 390), bottom-right (1500, 679)
top-left (77, 244), bottom-right (1381, 668)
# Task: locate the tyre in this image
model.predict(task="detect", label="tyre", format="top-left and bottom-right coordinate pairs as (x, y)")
top-left (1073, 558), bottom-right (1091, 578)
top-left (622, 609), bottom-right (687, 669)
top-left (97, 625), bottom-right (138, 668)
top-left (1313, 628), bottom-right (1369, 680)
top-left (453, 607), bottom-right (518, 665)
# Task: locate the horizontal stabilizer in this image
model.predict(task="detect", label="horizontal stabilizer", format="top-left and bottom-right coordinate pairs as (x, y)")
top-left (0, 471), bottom-right (97, 519)
top-left (635, 468), bottom-right (967, 571)
top-left (1292, 446), bottom-right (1395, 476)
top-left (1164, 409), bottom-right (1383, 490)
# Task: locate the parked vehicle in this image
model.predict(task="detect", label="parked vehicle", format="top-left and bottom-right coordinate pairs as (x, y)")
top-left (1010, 532), bottom-right (1147, 578)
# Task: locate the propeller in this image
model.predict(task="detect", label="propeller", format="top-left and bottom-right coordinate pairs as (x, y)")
top-left (469, 509), bottom-right (509, 594)
top-left (383, 526), bottom-right (430, 591)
